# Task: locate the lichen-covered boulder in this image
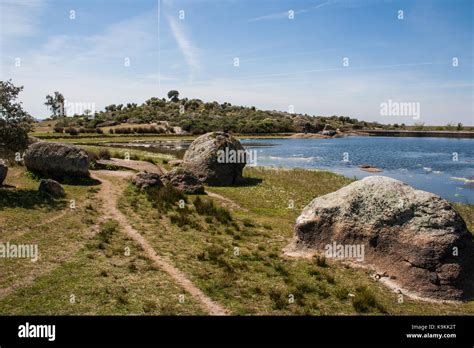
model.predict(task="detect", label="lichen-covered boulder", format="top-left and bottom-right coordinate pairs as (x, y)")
top-left (39, 179), bottom-right (65, 198)
top-left (24, 142), bottom-right (89, 178)
top-left (131, 172), bottom-right (164, 190)
top-left (182, 132), bottom-right (246, 186)
top-left (160, 168), bottom-right (204, 194)
top-left (291, 176), bottom-right (474, 300)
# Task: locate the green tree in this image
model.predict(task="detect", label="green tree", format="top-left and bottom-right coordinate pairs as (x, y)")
top-left (45, 91), bottom-right (65, 119)
top-left (0, 80), bottom-right (34, 158)
top-left (167, 90), bottom-right (180, 102)
top-left (457, 122), bottom-right (463, 131)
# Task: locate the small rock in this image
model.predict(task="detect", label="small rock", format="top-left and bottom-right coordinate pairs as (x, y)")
top-left (0, 160), bottom-right (8, 186)
top-left (161, 168), bottom-right (205, 194)
top-left (131, 172), bottom-right (163, 190)
top-left (321, 124), bottom-right (337, 136)
top-left (169, 160), bottom-right (183, 167)
top-left (359, 164), bottom-right (382, 173)
top-left (39, 179), bottom-right (65, 198)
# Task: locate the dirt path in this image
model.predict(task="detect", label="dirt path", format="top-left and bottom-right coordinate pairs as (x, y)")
top-left (96, 158), bottom-right (164, 174)
top-left (206, 190), bottom-right (249, 212)
top-left (91, 170), bottom-right (228, 315)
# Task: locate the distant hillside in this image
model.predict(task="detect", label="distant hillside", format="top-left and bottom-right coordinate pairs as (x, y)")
top-left (39, 91), bottom-right (471, 135)
top-left (42, 91), bottom-right (384, 135)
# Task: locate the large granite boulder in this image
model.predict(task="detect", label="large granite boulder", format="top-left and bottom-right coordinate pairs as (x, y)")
top-left (25, 142), bottom-right (89, 178)
top-left (0, 160), bottom-right (8, 185)
top-left (292, 176), bottom-right (474, 300)
top-left (39, 179), bottom-right (65, 198)
top-left (131, 172), bottom-right (164, 190)
top-left (182, 132), bottom-right (246, 186)
top-left (160, 168), bottom-right (205, 194)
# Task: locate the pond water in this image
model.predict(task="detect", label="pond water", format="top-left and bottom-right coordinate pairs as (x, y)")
top-left (240, 137), bottom-right (474, 204)
top-left (101, 136), bottom-right (474, 203)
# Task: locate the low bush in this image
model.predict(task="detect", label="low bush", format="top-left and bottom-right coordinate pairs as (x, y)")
top-left (64, 127), bottom-right (79, 136)
top-left (98, 220), bottom-right (118, 244)
top-left (193, 197), bottom-right (232, 224)
top-left (147, 185), bottom-right (187, 211)
top-left (98, 148), bottom-right (111, 160)
top-left (352, 286), bottom-right (386, 313)
top-left (268, 288), bottom-right (288, 310)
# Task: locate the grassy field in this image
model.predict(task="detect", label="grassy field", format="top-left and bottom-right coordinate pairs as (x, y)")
top-left (1, 138), bottom-right (473, 315)
top-left (118, 167), bottom-right (474, 315)
top-left (0, 166), bottom-right (205, 315)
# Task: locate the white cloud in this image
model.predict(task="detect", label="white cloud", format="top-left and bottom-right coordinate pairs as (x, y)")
top-left (0, 0), bottom-right (45, 39)
top-left (167, 16), bottom-right (200, 79)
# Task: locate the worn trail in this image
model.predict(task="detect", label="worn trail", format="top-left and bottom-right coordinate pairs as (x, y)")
top-left (92, 170), bottom-right (228, 315)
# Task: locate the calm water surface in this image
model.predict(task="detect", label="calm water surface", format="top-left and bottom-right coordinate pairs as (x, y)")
top-left (240, 137), bottom-right (474, 204)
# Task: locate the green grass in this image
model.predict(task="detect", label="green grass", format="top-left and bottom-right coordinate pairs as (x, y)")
top-left (118, 167), bottom-right (474, 315)
top-left (0, 217), bottom-right (205, 315)
top-left (0, 167), bottom-right (205, 314)
top-left (2, 163), bottom-right (474, 315)
top-left (194, 196), bottom-right (233, 225)
top-left (81, 145), bottom-right (174, 164)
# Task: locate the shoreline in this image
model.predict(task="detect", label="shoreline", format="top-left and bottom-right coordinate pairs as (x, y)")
top-left (33, 129), bottom-right (474, 141)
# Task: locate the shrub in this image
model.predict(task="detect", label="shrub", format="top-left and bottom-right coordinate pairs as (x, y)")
top-left (98, 148), bottom-right (111, 160)
top-left (65, 127), bottom-right (79, 136)
top-left (86, 150), bottom-right (99, 164)
top-left (268, 288), bottom-right (288, 310)
top-left (53, 126), bottom-right (63, 133)
top-left (193, 197), bottom-right (232, 224)
top-left (334, 287), bottom-right (349, 300)
top-left (147, 185), bottom-right (187, 212)
top-left (313, 255), bottom-right (328, 267)
top-left (242, 218), bottom-right (255, 227)
top-left (98, 220), bottom-right (118, 243)
top-left (352, 286), bottom-right (386, 313)
top-left (169, 209), bottom-right (195, 227)
top-left (143, 300), bottom-right (157, 313)
top-left (205, 245), bottom-right (225, 261)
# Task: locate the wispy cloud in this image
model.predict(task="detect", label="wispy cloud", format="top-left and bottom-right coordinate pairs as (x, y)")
top-left (0, 0), bottom-right (45, 39)
top-left (167, 16), bottom-right (200, 79)
top-left (249, 1), bottom-right (331, 22)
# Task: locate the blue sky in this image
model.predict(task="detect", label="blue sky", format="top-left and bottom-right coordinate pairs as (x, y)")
top-left (1, 0), bottom-right (473, 125)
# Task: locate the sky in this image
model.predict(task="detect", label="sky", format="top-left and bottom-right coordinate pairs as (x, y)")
top-left (1, 0), bottom-right (473, 125)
